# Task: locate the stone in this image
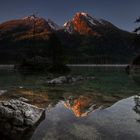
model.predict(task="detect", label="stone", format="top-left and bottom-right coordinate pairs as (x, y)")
top-left (19, 97), bottom-right (29, 102)
top-left (86, 76), bottom-right (95, 80)
top-left (0, 99), bottom-right (45, 140)
top-left (0, 90), bottom-right (7, 95)
top-left (47, 76), bottom-right (68, 84)
top-left (47, 75), bottom-right (95, 85)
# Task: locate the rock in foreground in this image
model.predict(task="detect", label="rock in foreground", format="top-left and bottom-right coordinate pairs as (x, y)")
top-left (0, 99), bottom-right (45, 140)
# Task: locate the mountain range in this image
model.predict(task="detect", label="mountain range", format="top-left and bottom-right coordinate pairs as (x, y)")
top-left (0, 12), bottom-right (133, 40)
top-left (0, 12), bottom-right (139, 64)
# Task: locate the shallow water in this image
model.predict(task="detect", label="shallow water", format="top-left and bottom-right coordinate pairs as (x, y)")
top-left (0, 66), bottom-right (140, 140)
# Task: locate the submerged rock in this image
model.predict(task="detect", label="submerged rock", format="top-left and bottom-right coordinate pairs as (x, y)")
top-left (19, 97), bottom-right (29, 102)
top-left (47, 76), bottom-right (68, 84)
top-left (47, 75), bottom-right (95, 85)
top-left (0, 90), bottom-right (7, 95)
top-left (0, 99), bottom-right (45, 140)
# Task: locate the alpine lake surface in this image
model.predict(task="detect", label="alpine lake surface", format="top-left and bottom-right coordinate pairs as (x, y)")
top-left (0, 66), bottom-right (140, 140)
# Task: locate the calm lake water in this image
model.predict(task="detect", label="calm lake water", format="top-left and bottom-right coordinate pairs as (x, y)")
top-left (0, 66), bottom-right (140, 140)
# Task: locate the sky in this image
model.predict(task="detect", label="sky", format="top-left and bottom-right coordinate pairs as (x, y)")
top-left (0, 0), bottom-right (140, 32)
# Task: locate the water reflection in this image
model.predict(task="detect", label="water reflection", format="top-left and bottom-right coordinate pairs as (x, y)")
top-left (1, 88), bottom-right (140, 140)
top-left (30, 96), bottom-right (140, 140)
top-left (129, 66), bottom-right (140, 85)
top-left (63, 94), bottom-right (119, 117)
top-left (64, 96), bottom-right (98, 117)
top-left (0, 67), bottom-right (140, 139)
top-left (0, 88), bottom-right (120, 115)
top-left (34, 90), bottom-right (119, 118)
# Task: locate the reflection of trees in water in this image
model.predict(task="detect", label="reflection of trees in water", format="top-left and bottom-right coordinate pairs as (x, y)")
top-left (133, 96), bottom-right (140, 122)
top-left (129, 55), bottom-right (140, 84)
top-left (129, 67), bottom-right (140, 85)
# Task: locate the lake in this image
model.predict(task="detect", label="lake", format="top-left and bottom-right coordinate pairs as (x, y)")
top-left (0, 66), bottom-right (140, 140)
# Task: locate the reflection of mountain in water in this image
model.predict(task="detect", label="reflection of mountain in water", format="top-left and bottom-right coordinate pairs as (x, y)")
top-left (0, 88), bottom-right (121, 118)
top-left (64, 96), bottom-right (97, 117)
top-left (63, 94), bottom-right (119, 117)
top-left (129, 62), bottom-right (140, 84)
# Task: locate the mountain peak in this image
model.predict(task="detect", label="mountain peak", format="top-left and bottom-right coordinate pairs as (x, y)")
top-left (74, 12), bottom-right (95, 19)
top-left (22, 15), bottom-right (61, 31)
top-left (75, 12), bottom-right (89, 17)
top-left (64, 12), bottom-right (101, 35)
top-left (22, 14), bottom-right (41, 21)
top-left (63, 12), bottom-right (116, 35)
top-left (73, 12), bottom-right (99, 25)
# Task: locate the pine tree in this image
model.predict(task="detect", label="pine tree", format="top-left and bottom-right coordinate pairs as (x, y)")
top-left (134, 17), bottom-right (140, 34)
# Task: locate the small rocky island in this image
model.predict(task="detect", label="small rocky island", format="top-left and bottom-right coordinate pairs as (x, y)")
top-left (0, 99), bottom-right (45, 140)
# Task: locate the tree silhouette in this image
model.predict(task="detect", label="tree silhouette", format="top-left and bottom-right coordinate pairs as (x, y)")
top-left (133, 17), bottom-right (140, 51)
top-left (47, 33), bottom-right (70, 73)
top-left (134, 17), bottom-right (140, 34)
top-left (48, 33), bottom-right (64, 65)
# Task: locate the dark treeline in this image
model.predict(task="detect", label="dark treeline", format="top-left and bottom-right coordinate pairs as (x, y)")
top-left (0, 29), bottom-right (139, 65)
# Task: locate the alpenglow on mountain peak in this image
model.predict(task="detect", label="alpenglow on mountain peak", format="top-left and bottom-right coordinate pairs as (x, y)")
top-left (73, 12), bottom-right (107, 26)
top-left (63, 12), bottom-right (115, 34)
